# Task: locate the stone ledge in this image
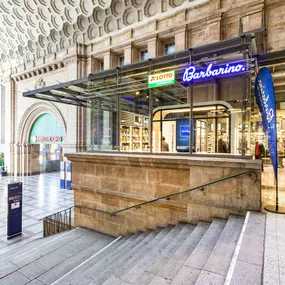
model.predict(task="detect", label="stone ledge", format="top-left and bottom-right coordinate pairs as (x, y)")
top-left (66, 152), bottom-right (261, 170)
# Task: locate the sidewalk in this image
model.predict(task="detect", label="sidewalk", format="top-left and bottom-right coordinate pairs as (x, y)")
top-left (0, 172), bottom-right (73, 253)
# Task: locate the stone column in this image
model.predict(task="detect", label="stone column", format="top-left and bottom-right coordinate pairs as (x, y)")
top-left (103, 51), bottom-right (118, 70)
top-left (124, 45), bottom-right (132, 65)
top-left (175, 27), bottom-right (187, 51)
top-left (147, 37), bottom-right (157, 59)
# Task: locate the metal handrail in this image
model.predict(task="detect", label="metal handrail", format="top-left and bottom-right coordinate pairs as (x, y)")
top-left (75, 170), bottom-right (258, 216)
top-left (42, 206), bottom-right (74, 237)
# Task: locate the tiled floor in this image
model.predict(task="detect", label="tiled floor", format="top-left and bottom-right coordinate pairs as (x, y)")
top-left (0, 172), bottom-right (73, 253)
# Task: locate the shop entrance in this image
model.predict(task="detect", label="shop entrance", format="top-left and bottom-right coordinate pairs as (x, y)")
top-left (154, 102), bottom-right (235, 154)
top-left (29, 113), bottom-right (64, 173)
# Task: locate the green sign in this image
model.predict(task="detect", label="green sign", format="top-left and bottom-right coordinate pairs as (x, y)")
top-left (148, 70), bottom-right (175, 88)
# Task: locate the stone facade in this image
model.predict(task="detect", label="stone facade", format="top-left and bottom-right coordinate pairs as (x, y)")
top-left (66, 153), bottom-right (261, 236)
top-left (0, 0), bottom-right (284, 175)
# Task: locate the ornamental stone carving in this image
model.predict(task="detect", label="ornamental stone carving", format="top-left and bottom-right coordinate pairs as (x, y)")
top-left (16, 101), bottom-right (67, 144)
top-left (0, 0), bottom-right (204, 66)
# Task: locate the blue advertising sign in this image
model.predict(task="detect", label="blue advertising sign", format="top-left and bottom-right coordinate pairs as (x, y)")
top-left (176, 119), bottom-right (194, 152)
top-left (65, 161), bottom-right (72, 190)
top-left (7, 182), bottom-right (22, 239)
top-left (255, 67), bottom-right (277, 179)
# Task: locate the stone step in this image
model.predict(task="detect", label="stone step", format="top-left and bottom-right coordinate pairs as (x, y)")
top-left (37, 234), bottom-right (115, 284)
top-left (157, 222), bottom-right (210, 280)
top-left (91, 229), bottom-right (161, 285)
top-left (169, 219), bottom-right (226, 285)
top-left (0, 230), bottom-right (71, 263)
top-left (56, 232), bottom-right (143, 285)
top-left (11, 227), bottom-right (93, 268)
top-left (121, 223), bottom-right (186, 284)
top-left (226, 211), bottom-right (265, 285)
top-left (79, 230), bottom-right (156, 285)
top-left (0, 229), bottom-right (91, 281)
top-left (195, 215), bottom-right (245, 285)
top-left (140, 224), bottom-right (195, 283)
top-left (114, 226), bottom-right (174, 280)
top-left (102, 275), bottom-right (132, 285)
top-left (16, 230), bottom-right (109, 281)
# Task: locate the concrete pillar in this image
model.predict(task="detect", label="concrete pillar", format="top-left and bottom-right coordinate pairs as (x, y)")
top-left (103, 52), bottom-right (111, 70)
top-left (175, 28), bottom-right (186, 51)
top-left (213, 80), bottom-right (219, 101)
top-left (124, 45), bottom-right (132, 65)
top-left (147, 37), bottom-right (157, 59)
top-left (103, 51), bottom-right (118, 69)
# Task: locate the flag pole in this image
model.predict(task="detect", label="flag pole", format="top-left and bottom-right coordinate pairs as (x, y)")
top-left (265, 153), bottom-right (285, 213)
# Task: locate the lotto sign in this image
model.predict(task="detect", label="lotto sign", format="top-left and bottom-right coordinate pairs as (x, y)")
top-left (148, 70), bottom-right (175, 88)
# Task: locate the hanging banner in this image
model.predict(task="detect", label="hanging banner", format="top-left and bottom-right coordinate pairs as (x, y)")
top-left (255, 67), bottom-right (277, 179)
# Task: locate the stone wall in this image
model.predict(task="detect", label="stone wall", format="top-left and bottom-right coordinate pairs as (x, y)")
top-left (66, 153), bottom-right (261, 236)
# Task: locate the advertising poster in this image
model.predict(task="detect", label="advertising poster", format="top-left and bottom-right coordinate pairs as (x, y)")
top-left (176, 119), bottom-right (194, 152)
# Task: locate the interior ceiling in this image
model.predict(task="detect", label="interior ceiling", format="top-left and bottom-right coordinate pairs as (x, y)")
top-left (0, 0), bottom-right (203, 68)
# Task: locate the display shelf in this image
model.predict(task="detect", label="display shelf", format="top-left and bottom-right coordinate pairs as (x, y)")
top-left (120, 115), bottom-right (149, 151)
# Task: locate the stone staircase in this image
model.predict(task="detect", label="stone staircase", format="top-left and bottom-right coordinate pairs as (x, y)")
top-left (0, 211), bottom-right (283, 285)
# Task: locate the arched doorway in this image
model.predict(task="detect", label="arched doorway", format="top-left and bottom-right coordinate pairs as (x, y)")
top-left (15, 102), bottom-right (66, 176)
top-left (29, 113), bottom-right (65, 173)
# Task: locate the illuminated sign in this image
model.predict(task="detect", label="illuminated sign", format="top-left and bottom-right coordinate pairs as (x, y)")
top-left (148, 70), bottom-right (175, 88)
top-left (31, 136), bottom-right (62, 143)
top-left (180, 126), bottom-right (190, 137)
top-left (182, 62), bottom-right (246, 82)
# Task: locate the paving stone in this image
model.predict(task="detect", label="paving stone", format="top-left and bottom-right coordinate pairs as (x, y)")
top-left (171, 265), bottom-right (200, 285)
top-left (149, 276), bottom-right (172, 285)
top-left (229, 260), bottom-right (262, 285)
top-left (0, 261), bottom-right (19, 279)
top-left (195, 270), bottom-right (225, 285)
top-left (26, 280), bottom-right (45, 285)
top-left (237, 212), bottom-right (265, 266)
top-left (102, 275), bottom-right (132, 285)
top-left (0, 271), bottom-right (30, 285)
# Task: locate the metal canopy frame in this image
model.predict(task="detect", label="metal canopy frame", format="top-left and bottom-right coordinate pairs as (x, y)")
top-left (23, 35), bottom-right (256, 156)
top-left (23, 35), bottom-right (254, 108)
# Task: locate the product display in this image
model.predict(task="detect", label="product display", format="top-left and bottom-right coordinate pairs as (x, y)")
top-left (120, 114), bottom-right (149, 151)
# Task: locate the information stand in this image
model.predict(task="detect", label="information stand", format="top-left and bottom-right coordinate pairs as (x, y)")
top-left (7, 182), bottom-right (22, 239)
top-left (60, 161), bottom-right (66, 189)
top-left (66, 161), bottom-right (72, 190)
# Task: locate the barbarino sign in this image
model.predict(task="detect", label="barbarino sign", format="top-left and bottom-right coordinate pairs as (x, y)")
top-left (255, 67), bottom-right (277, 180)
top-left (182, 62), bottom-right (246, 82)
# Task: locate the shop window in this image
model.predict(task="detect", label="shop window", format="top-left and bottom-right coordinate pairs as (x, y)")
top-left (140, 50), bottom-right (148, 61)
top-left (165, 42), bottom-right (175, 55)
top-left (119, 56), bottom-right (124, 67)
top-left (100, 61), bottom-right (104, 71)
